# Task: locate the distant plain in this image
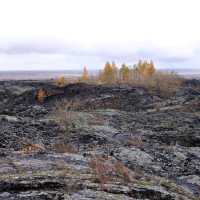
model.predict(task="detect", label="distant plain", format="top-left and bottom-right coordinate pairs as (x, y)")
top-left (0, 68), bottom-right (199, 80)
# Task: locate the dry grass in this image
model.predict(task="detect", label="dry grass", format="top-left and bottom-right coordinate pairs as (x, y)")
top-left (53, 143), bottom-right (77, 153)
top-left (127, 136), bottom-right (144, 148)
top-left (53, 99), bottom-right (83, 138)
top-left (150, 72), bottom-right (183, 97)
top-left (56, 99), bottom-right (82, 111)
top-left (129, 72), bottom-right (183, 97)
top-left (89, 156), bottom-right (133, 188)
top-left (89, 156), bottom-right (111, 187)
top-left (55, 108), bottom-right (76, 135)
top-left (114, 161), bottom-right (133, 183)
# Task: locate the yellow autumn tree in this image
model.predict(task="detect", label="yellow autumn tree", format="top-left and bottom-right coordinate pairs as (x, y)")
top-left (80, 66), bottom-right (89, 82)
top-left (111, 61), bottom-right (118, 82)
top-left (120, 64), bottom-right (130, 82)
top-left (137, 60), bottom-right (156, 77)
top-left (101, 62), bottom-right (116, 84)
top-left (132, 64), bottom-right (140, 82)
top-left (144, 60), bottom-right (156, 77)
top-left (137, 60), bottom-right (146, 76)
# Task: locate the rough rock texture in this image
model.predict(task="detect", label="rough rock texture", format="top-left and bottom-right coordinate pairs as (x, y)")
top-left (0, 80), bottom-right (200, 199)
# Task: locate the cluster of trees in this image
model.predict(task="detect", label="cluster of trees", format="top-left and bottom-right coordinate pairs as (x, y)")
top-left (53, 60), bottom-right (181, 97)
top-left (81, 60), bottom-right (156, 84)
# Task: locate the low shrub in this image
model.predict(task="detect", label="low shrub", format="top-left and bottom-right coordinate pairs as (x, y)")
top-left (53, 99), bottom-right (82, 138)
top-left (36, 89), bottom-right (47, 103)
top-left (149, 72), bottom-right (183, 97)
top-left (55, 76), bottom-right (68, 87)
top-left (89, 156), bottom-right (111, 187)
top-left (20, 143), bottom-right (45, 154)
top-left (114, 161), bottom-right (132, 183)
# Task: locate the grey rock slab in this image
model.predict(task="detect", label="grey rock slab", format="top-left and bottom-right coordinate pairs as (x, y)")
top-left (0, 115), bottom-right (20, 123)
top-left (178, 175), bottom-right (200, 197)
top-left (0, 191), bottom-right (64, 200)
top-left (70, 189), bottom-right (135, 200)
top-left (9, 85), bottom-right (34, 96)
top-left (115, 147), bottom-right (153, 167)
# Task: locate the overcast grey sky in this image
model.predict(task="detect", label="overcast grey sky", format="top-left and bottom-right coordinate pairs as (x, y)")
top-left (0, 0), bottom-right (199, 70)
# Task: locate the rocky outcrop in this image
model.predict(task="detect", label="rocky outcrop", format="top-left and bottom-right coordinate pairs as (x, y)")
top-left (0, 80), bottom-right (199, 199)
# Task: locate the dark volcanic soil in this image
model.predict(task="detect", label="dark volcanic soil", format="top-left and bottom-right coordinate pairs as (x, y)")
top-left (0, 80), bottom-right (200, 200)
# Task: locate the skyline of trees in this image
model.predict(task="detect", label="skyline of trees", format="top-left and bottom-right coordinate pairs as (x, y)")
top-left (82, 59), bottom-right (157, 84)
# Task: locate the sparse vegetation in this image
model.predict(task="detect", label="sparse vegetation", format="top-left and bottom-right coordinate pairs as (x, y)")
top-left (36, 88), bottom-right (48, 103)
top-left (0, 75), bottom-right (199, 199)
top-left (89, 156), bottom-right (111, 187)
top-left (53, 143), bottom-right (77, 153)
top-left (54, 102), bottom-right (76, 135)
top-left (53, 99), bottom-right (83, 138)
top-left (148, 72), bottom-right (183, 97)
top-left (20, 143), bottom-right (45, 154)
top-left (89, 156), bottom-right (133, 187)
top-left (114, 161), bottom-right (133, 183)
top-left (55, 75), bottom-right (67, 87)
top-left (127, 136), bottom-right (144, 148)
top-left (80, 66), bottom-right (89, 82)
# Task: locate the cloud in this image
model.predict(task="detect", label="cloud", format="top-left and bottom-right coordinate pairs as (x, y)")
top-left (0, 41), bottom-right (75, 55)
top-left (0, 40), bottom-right (198, 70)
